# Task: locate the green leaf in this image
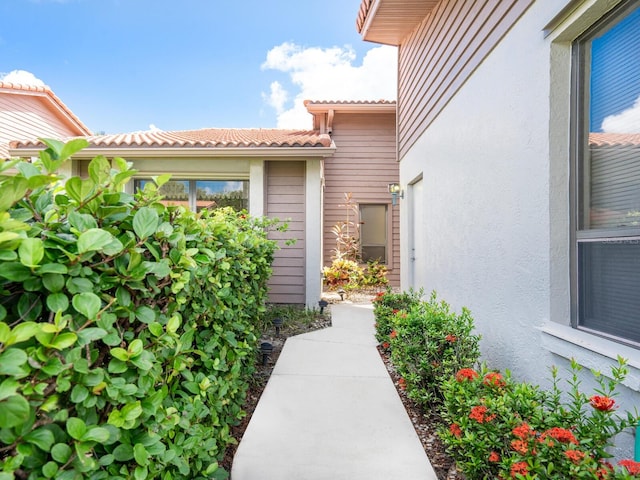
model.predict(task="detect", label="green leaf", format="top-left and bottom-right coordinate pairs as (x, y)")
top-left (37, 263), bottom-right (68, 274)
top-left (42, 273), bottom-right (65, 293)
top-left (72, 292), bottom-right (101, 319)
top-left (42, 461), bottom-right (58, 478)
top-left (110, 347), bottom-right (130, 362)
top-left (7, 321), bottom-right (40, 345)
top-left (133, 207), bottom-right (159, 240)
top-left (77, 327), bottom-right (107, 345)
top-left (59, 138), bottom-right (90, 162)
top-left (82, 427), bottom-right (110, 443)
top-left (135, 306), bottom-right (155, 324)
top-left (149, 322), bottom-right (163, 337)
top-left (66, 417), bottom-right (87, 440)
top-left (23, 427), bottom-right (55, 452)
top-left (134, 443), bottom-right (150, 467)
top-left (50, 332), bottom-right (77, 350)
top-left (0, 349), bottom-right (28, 375)
top-left (0, 262), bottom-right (32, 281)
top-left (68, 211), bottom-right (98, 232)
top-left (88, 155), bottom-right (111, 184)
top-left (130, 350), bottom-right (154, 371)
top-left (64, 176), bottom-right (82, 203)
top-left (113, 443), bottom-right (134, 461)
top-left (77, 228), bottom-right (117, 254)
top-left (46, 292), bottom-right (69, 313)
top-left (0, 395), bottom-right (30, 428)
top-left (51, 443), bottom-right (72, 463)
top-left (128, 339), bottom-right (143, 357)
top-left (134, 466), bottom-right (148, 480)
top-left (70, 384), bottom-right (89, 404)
top-left (0, 321), bottom-right (10, 343)
top-left (18, 238), bottom-right (44, 268)
top-left (0, 378), bottom-right (19, 401)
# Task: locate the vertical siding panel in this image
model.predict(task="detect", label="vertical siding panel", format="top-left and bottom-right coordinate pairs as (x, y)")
top-left (322, 112), bottom-right (400, 287)
top-left (266, 161), bottom-right (306, 304)
top-left (397, 0), bottom-right (534, 160)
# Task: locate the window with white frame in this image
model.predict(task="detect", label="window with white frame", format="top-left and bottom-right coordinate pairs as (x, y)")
top-left (134, 179), bottom-right (249, 212)
top-left (360, 204), bottom-right (388, 264)
top-left (571, 0), bottom-right (640, 346)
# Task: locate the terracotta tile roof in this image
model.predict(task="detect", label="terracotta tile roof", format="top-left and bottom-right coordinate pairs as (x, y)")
top-left (0, 81), bottom-right (92, 135)
top-left (304, 100), bottom-right (396, 106)
top-left (589, 132), bottom-right (640, 147)
top-left (11, 128), bottom-right (333, 150)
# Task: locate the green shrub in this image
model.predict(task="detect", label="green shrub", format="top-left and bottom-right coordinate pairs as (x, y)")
top-left (440, 359), bottom-right (640, 479)
top-left (388, 292), bottom-right (481, 407)
top-left (0, 139), bottom-right (278, 479)
top-left (322, 258), bottom-right (363, 291)
top-left (372, 288), bottom-right (423, 344)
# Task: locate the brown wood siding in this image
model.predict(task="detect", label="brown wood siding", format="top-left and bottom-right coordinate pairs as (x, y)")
top-left (323, 112), bottom-right (400, 287)
top-left (0, 93), bottom-right (81, 159)
top-left (397, 0), bottom-right (533, 160)
top-left (266, 161), bottom-right (306, 304)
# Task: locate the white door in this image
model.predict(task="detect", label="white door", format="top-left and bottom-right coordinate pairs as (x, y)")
top-left (408, 178), bottom-right (426, 290)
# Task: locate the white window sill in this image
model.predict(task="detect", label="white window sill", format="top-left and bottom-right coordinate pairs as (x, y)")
top-left (539, 323), bottom-right (640, 392)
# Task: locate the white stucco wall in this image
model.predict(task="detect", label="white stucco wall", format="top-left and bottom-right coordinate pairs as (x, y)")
top-left (399, 0), bottom-right (639, 458)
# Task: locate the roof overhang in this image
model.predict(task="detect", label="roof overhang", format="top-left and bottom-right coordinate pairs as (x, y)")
top-left (304, 101), bottom-right (396, 115)
top-left (9, 145), bottom-right (337, 160)
top-left (356, 0), bottom-right (440, 46)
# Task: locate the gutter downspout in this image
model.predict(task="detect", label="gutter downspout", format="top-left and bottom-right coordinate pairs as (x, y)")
top-left (636, 424), bottom-right (640, 461)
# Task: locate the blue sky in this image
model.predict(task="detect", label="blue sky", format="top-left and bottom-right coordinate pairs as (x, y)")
top-left (0, 0), bottom-right (397, 134)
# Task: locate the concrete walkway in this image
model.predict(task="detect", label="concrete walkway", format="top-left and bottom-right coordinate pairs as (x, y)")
top-left (231, 303), bottom-right (437, 480)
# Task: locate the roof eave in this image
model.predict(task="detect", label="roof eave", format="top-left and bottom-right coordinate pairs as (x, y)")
top-left (304, 102), bottom-right (396, 115)
top-left (9, 145), bottom-right (337, 160)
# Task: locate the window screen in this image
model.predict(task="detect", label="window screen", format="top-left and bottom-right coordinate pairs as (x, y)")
top-left (360, 204), bottom-right (387, 263)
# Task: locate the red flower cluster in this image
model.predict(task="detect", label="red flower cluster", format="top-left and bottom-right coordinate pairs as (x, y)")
top-left (382, 341), bottom-right (390, 349)
top-left (449, 423), bottom-right (462, 438)
top-left (398, 378), bottom-right (407, 390)
top-left (445, 334), bottom-right (457, 343)
top-left (392, 309), bottom-right (399, 314)
top-left (511, 439), bottom-right (529, 454)
top-left (541, 427), bottom-right (578, 445)
top-left (483, 372), bottom-right (506, 388)
top-left (619, 459), bottom-right (640, 475)
top-left (373, 292), bottom-right (385, 302)
top-left (469, 405), bottom-right (496, 423)
top-left (589, 395), bottom-right (616, 412)
top-left (488, 451), bottom-right (500, 462)
top-left (564, 449), bottom-right (586, 464)
top-left (455, 368), bottom-right (479, 382)
top-left (510, 461), bottom-right (529, 478)
top-left (389, 330), bottom-right (398, 339)
top-left (512, 423), bottom-right (532, 439)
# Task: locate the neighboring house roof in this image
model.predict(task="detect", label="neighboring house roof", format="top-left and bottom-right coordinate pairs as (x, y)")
top-left (0, 82), bottom-right (92, 159)
top-left (589, 132), bottom-right (640, 147)
top-left (356, 0), bottom-right (439, 45)
top-left (10, 128), bottom-right (335, 158)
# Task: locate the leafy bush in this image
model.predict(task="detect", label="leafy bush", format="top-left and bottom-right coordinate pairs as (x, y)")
top-left (372, 288), bottom-right (423, 344)
top-left (387, 292), bottom-right (481, 407)
top-left (322, 258), bottom-right (363, 291)
top-left (440, 359), bottom-right (640, 479)
top-left (0, 140), bottom-right (278, 479)
top-left (360, 261), bottom-right (389, 288)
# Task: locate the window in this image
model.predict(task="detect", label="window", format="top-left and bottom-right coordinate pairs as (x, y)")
top-left (360, 204), bottom-right (388, 263)
top-left (135, 179), bottom-right (249, 212)
top-left (572, 1), bottom-right (640, 346)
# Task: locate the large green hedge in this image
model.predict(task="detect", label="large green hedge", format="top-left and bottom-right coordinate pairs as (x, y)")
top-left (0, 139), bottom-right (278, 479)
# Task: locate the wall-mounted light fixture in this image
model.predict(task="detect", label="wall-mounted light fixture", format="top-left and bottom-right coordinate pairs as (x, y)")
top-left (388, 183), bottom-right (404, 206)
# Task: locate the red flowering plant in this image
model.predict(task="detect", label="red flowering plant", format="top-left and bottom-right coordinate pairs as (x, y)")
top-left (439, 358), bottom-right (640, 479)
top-left (388, 291), bottom-right (481, 407)
top-left (372, 287), bottom-right (423, 345)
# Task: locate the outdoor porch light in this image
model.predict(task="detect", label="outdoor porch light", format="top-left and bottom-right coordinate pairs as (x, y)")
top-left (388, 183), bottom-right (404, 206)
top-left (272, 317), bottom-right (284, 337)
top-left (337, 288), bottom-right (346, 301)
top-left (318, 300), bottom-right (328, 314)
top-left (260, 342), bottom-right (273, 366)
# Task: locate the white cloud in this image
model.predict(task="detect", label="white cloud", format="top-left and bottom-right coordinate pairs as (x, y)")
top-left (148, 124), bottom-right (161, 131)
top-left (261, 42), bottom-right (397, 128)
top-left (0, 70), bottom-right (46, 87)
top-left (262, 81), bottom-right (289, 114)
top-left (602, 95), bottom-right (640, 133)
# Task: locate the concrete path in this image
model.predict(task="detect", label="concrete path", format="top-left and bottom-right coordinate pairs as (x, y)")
top-left (231, 303), bottom-right (437, 480)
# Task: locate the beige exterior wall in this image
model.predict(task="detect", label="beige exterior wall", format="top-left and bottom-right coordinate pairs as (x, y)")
top-left (265, 161), bottom-right (306, 304)
top-left (397, 0), bottom-right (533, 160)
top-left (0, 92), bottom-right (85, 159)
top-left (322, 112), bottom-right (399, 287)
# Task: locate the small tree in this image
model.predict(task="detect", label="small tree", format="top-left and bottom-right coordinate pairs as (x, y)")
top-left (331, 192), bottom-right (361, 262)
